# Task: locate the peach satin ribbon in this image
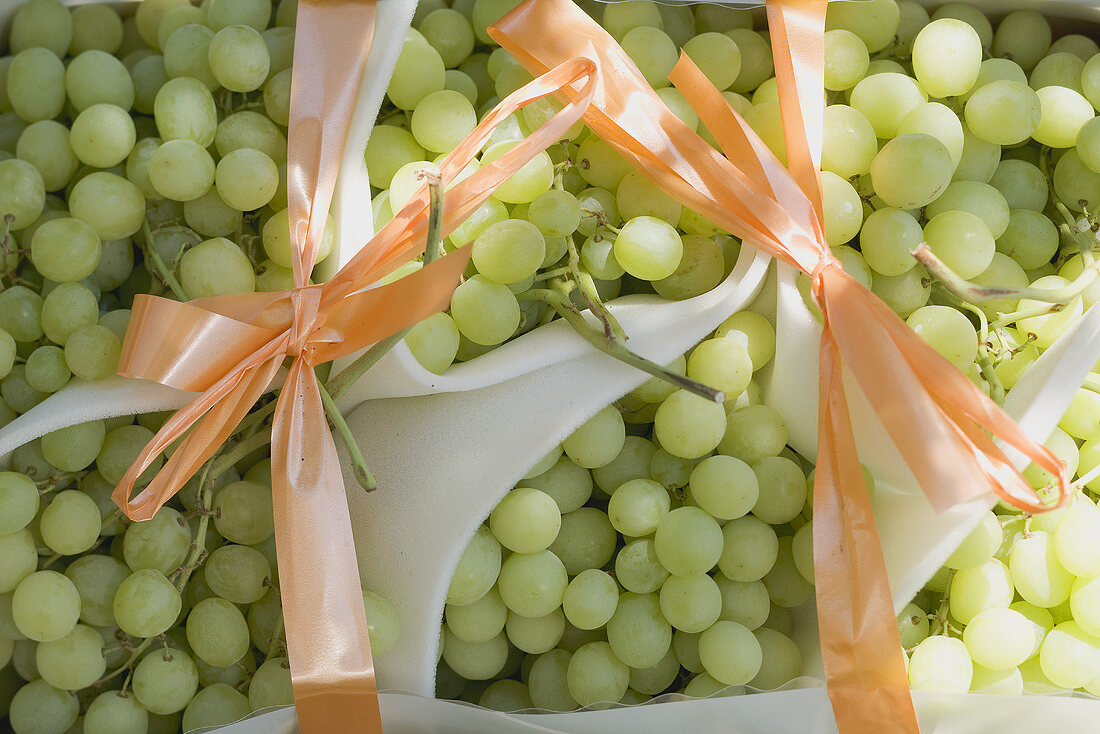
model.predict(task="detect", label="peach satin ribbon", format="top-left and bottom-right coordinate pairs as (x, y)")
top-left (110, 0), bottom-right (600, 727)
top-left (491, 0), bottom-right (1069, 730)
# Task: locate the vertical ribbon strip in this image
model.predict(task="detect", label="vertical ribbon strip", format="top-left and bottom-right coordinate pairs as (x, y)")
top-left (489, 0), bottom-right (1069, 731)
top-left (110, 0), bottom-right (601, 725)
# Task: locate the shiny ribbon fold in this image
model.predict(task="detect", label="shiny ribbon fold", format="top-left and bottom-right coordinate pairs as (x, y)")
top-left (111, 0), bottom-right (599, 729)
top-left (490, 0), bottom-right (1069, 731)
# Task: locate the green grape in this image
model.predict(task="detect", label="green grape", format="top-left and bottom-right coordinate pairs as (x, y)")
top-left (563, 641), bottom-right (628, 707)
top-left (497, 549), bottom-right (566, 618)
top-left (213, 480), bottom-right (274, 546)
top-left (506, 608), bottom-right (564, 654)
top-left (0, 473), bottom-right (38, 535)
top-left (31, 217), bottom-right (102, 283)
top-left (131, 55), bottom-right (171, 115)
top-left (184, 189), bottom-right (243, 238)
top-left (908, 636), bottom-right (972, 692)
top-left (923, 210), bottom-right (995, 280)
top-left (963, 607), bottom-right (1035, 671)
top-left (208, 24), bottom-right (270, 93)
top-left (602, 0), bottom-right (663, 40)
top-left (615, 538), bottom-right (669, 594)
top-left (608, 478), bottom-right (670, 537)
top-left (364, 126), bottom-right (426, 190)
top-left (215, 147), bottom-right (278, 211)
top-left (10, 0), bottom-right (73, 56)
top-left (1031, 52), bottom-right (1085, 93)
top-left (99, 424), bottom-right (158, 487)
top-left (697, 620), bottom-right (761, 686)
top-left (1033, 86), bottom-right (1094, 149)
top-left (442, 629), bottom-right (508, 680)
top-left (896, 102), bottom-right (964, 166)
top-left (154, 76), bottom-right (218, 147)
top-left (62, 324), bottom-right (121, 381)
top-left (1016, 277), bottom-right (1083, 349)
top-left (945, 511), bottom-right (1001, 570)
top-left (523, 456), bottom-right (592, 513)
top-left (0, 329), bottom-right (14, 381)
top-left (912, 19), bottom-right (982, 98)
top-left (1071, 572), bottom-right (1100, 637)
top-left (563, 570), bottom-right (618, 631)
top-left (113, 569), bottom-right (182, 638)
top-left (181, 683), bottom-right (251, 732)
top-left (821, 104), bottom-right (878, 179)
top-left (763, 536), bottom-right (813, 608)
top-left (562, 405), bottom-right (625, 469)
top-left (529, 189), bottom-right (580, 238)
top-left (180, 237), bottom-right (256, 297)
top-left (69, 103), bottom-right (136, 169)
top-left (578, 235), bottom-right (623, 280)
top-left (547, 507), bottom-right (615, 576)
top-left (446, 587), bottom-right (507, 644)
top-left (745, 101), bottom-right (786, 163)
top-left (528, 649), bottom-right (577, 711)
top-left (0, 159), bottom-right (46, 229)
top-left (869, 134), bottom-right (953, 210)
top-left (207, 0), bottom-right (271, 32)
top-left (482, 141), bottom-right (553, 204)
top-left (411, 90), bottom-right (477, 155)
top-left (605, 592), bottom-right (671, 670)
top-left (952, 124), bottom-right (1001, 184)
top-left (16, 120), bottom-right (78, 192)
top-left (926, 181), bottom-right (1011, 240)
top-left (654, 390), bottom-right (725, 460)
top-left (825, 0), bottom-right (898, 53)
top-left (1039, 621), bottom-right (1100, 689)
top-left (1, 365), bottom-right (46, 415)
top-left (950, 557), bottom-right (1015, 624)
top-left (1054, 149), bottom-right (1100, 212)
top-left (148, 139), bottom-right (216, 202)
top-left (260, 66), bottom-right (291, 126)
top-left (576, 138), bottom-right (631, 192)
top-left (186, 597), bottom-right (250, 668)
top-left (8, 679), bottom-right (79, 734)
top-left (896, 602), bottom-right (930, 649)
top-left (858, 208), bottom-right (920, 276)
top-left (261, 208), bottom-right (334, 268)
top-left (472, 219), bottom-right (545, 284)
top-left (7, 48), bottom-right (66, 124)
top-left (68, 172), bottom-right (145, 240)
top-left (905, 305), bottom-right (978, 370)
top-left (970, 664), bottom-right (1023, 695)
top-left (214, 110), bottom-right (287, 163)
top-left (658, 574), bottom-right (721, 634)
top-left (447, 526), bottom-right (501, 605)
top-left (1076, 117), bottom-right (1100, 175)
top-left (157, 5), bottom-right (207, 51)
top-left (687, 456), bottom-right (756, 521)
top-left (613, 216), bottom-right (683, 281)
top-left (248, 656), bottom-right (294, 710)
top-left (449, 274), bottom-right (520, 346)
top-left (751, 457), bottom-right (807, 525)
top-left (715, 576), bottom-right (770, 630)
top-left (931, 2), bottom-right (992, 47)
top-left (12, 570), bottom-right (81, 642)
top-left (0, 530), bottom-right (37, 595)
top-left (35, 622), bottom-right (107, 691)
top-left (133, 648), bottom-right (199, 715)
top-left (719, 515), bottom-right (779, 583)
top-left (489, 487), bottom-right (561, 554)
top-left (42, 420), bottom-right (106, 473)
top-left (652, 234), bottom-right (724, 300)
top-left (39, 490), bottom-right (100, 556)
top-left (621, 26), bottom-right (677, 89)
top-left (653, 506), bottom-right (722, 577)
top-left (823, 29), bottom-right (869, 92)
top-left (84, 691), bottom-right (150, 734)
top-left (992, 10), bottom-right (1052, 72)
top-left (64, 554), bottom-right (129, 628)
top-left (749, 627), bottom-right (802, 690)
top-left (204, 544), bottom-right (270, 604)
top-left (718, 405), bottom-right (788, 465)
top-left (849, 73), bottom-right (926, 139)
top-left (419, 8), bottom-right (475, 69)
top-left (1049, 34), bottom-right (1099, 60)
top-left (1054, 501), bottom-right (1100, 579)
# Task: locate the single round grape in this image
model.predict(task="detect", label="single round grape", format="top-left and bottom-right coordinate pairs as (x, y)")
top-left (658, 574), bottom-right (721, 634)
top-left (849, 73), bottom-right (926, 139)
top-left (0, 529), bottom-right (37, 595)
top-left (147, 139), bottom-right (215, 202)
top-left (35, 622), bottom-right (107, 691)
top-left (39, 490), bottom-right (100, 556)
top-left (7, 47), bottom-right (66, 123)
top-left (497, 550), bottom-right (567, 618)
top-left (505, 607), bottom-right (564, 655)
top-left (482, 141), bottom-right (553, 204)
top-left (16, 120), bottom-right (78, 193)
top-left (204, 544), bottom-right (270, 605)
top-left (823, 29), bottom-right (868, 92)
top-left (387, 31), bottom-right (446, 111)
top-left (419, 8), bottom-right (476, 68)
top-left (1033, 86), bottom-right (1094, 149)
top-left (870, 134), bottom-right (953, 210)
top-left (208, 24), bottom-right (270, 92)
top-left (0, 473), bottom-right (39, 535)
top-left (719, 405), bottom-right (788, 465)
top-left (154, 76), bottom-right (218, 147)
top-left (113, 569), bottom-right (182, 638)
top-left (25, 345), bottom-right (70, 394)
top-left (12, 570), bottom-right (80, 642)
top-left (653, 506), bottom-right (723, 577)
top-left (613, 216), bottom-right (683, 281)
top-left (654, 390), bottom-right (726, 460)
top-left (442, 629), bottom-right (509, 680)
top-left (1054, 501), bottom-right (1100, 577)
top-left (30, 217), bottom-right (102, 284)
top-left (260, 207), bottom-right (335, 268)
top-left (697, 620), bottom-right (762, 686)
top-left (562, 405), bottom-right (625, 470)
top-left (69, 103), bottom-right (136, 170)
top-left (447, 526), bottom-right (501, 606)
top-left (215, 147), bottom-right (278, 211)
top-left (566, 640), bottom-right (629, 707)
top-left (751, 457), bottom-right (807, 525)
top-left (621, 25), bottom-right (677, 89)
top-left (605, 591), bottom-right (672, 670)
top-left (908, 635), bottom-right (972, 692)
top-left (63, 554), bottom-right (128, 628)
top-left (10, 0), bottom-right (73, 55)
top-left (821, 104), bottom-right (877, 179)
top-left (527, 648), bottom-right (577, 711)
top-left (963, 607), bottom-right (1036, 671)
top-left (563, 569), bottom-right (619, 631)
top-left (181, 683), bottom-right (251, 732)
top-left (523, 456), bottom-right (593, 514)
top-left (992, 10), bottom-right (1052, 72)
top-left (1039, 621), bottom-right (1100, 689)
top-left (68, 172), bottom-right (145, 240)
top-left (964, 80), bottom-right (1041, 146)
top-left (214, 110), bottom-right (288, 163)
top-left (446, 587), bottom-right (507, 644)
top-left (923, 210), bottom-right (995, 280)
top-left (180, 237), bottom-right (256, 298)
top-left (912, 18), bottom-right (982, 98)
top-left (719, 515), bottom-right (779, 583)
top-left (448, 274), bottom-right (520, 347)
top-left (859, 208), bottom-right (921, 276)
top-left (616, 538), bottom-right (670, 594)
top-left (896, 102), bottom-right (965, 166)
top-left (360, 590), bottom-right (401, 657)
top-left (248, 656), bottom-right (294, 711)
top-left (364, 125), bottom-right (425, 190)
top-left (63, 324), bottom-right (122, 382)
top-left (410, 90), bottom-right (477, 154)
top-left (990, 159), bottom-right (1047, 212)
top-left (133, 648), bottom-right (199, 715)
top-left (472, 219), bottom-right (545, 284)
top-left (682, 32), bottom-right (741, 91)
top-left (489, 487), bottom-right (561, 554)
top-left (1054, 149), bottom-right (1100, 212)
top-left (652, 233), bottom-right (724, 300)
top-left (896, 602), bottom-right (931, 650)
top-left (8, 679), bottom-right (79, 734)
top-left (84, 691), bottom-right (149, 734)
top-left (945, 511), bottom-right (1002, 570)
top-left (749, 627), bottom-right (802, 691)
top-left (950, 557), bottom-right (1015, 624)
top-left (906, 305), bottom-right (978, 370)
top-left (213, 480), bottom-right (274, 545)
top-left (608, 478), bottom-right (670, 537)
top-left (186, 597), bottom-right (250, 668)
top-left (926, 181), bottom-right (1011, 240)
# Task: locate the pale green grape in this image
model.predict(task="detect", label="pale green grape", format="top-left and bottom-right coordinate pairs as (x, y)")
top-left (147, 139), bottom-right (216, 202)
top-left (0, 473), bottom-right (39, 535)
top-left (1050, 34), bottom-right (1100, 60)
top-left (98, 423), bottom-right (157, 486)
top-left (824, 29), bottom-right (869, 92)
top-left (208, 24), bottom-right (270, 93)
top-left (615, 538), bottom-right (670, 594)
top-left (206, 0), bottom-right (271, 32)
top-left (897, 602), bottom-right (930, 649)
top-left (859, 208), bottom-right (921, 276)
top-left (992, 10), bottom-right (1052, 72)
top-left (1054, 149), bottom-right (1100, 212)
top-left (908, 636), bottom-right (972, 692)
top-left (950, 557), bottom-right (1014, 624)
top-left (1031, 52), bottom-right (1085, 93)
top-left (970, 664), bottom-right (1023, 695)
top-left (84, 691), bottom-right (150, 734)
top-left (752, 457), bottom-right (807, 525)
top-left (7, 48), bottom-right (66, 123)
top-left (64, 324), bottom-right (122, 381)
top-left (548, 508), bottom-right (616, 576)
top-left (744, 101), bottom-right (786, 163)
top-left (963, 607), bottom-right (1035, 670)
top-left (447, 526), bottom-right (501, 605)
top-left (562, 405), bottom-right (625, 470)
top-left (0, 530), bottom-right (37, 594)
top-left (576, 137), bottom-right (631, 191)
top-left (529, 189), bottom-right (581, 238)
top-left (654, 507), bottom-right (723, 576)
top-left (448, 197), bottom-right (508, 248)
top-left (210, 480), bottom-right (273, 545)
top-left (791, 522), bottom-right (814, 584)
top-left (261, 208), bottom-right (334, 268)
top-left (714, 311), bottom-right (774, 371)
top-left (155, 76), bottom-right (218, 147)
top-left (506, 608), bottom-right (564, 654)
top-left (0, 329), bottom-right (15, 381)
top-left (825, 0), bottom-right (898, 53)
top-left (181, 683), bottom-right (251, 732)
top-left (215, 147), bottom-right (278, 211)
top-left (39, 490), bottom-right (100, 556)
top-left (821, 104), bottom-right (878, 179)
top-left (411, 90), bottom-right (477, 154)
top-left (443, 629), bottom-right (508, 680)
top-left (821, 171), bottom-right (863, 247)
top-left (912, 19), bottom-right (982, 98)
top-left (35, 623), bottom-right (106, 691)
top-left (1084, 53), bottom-right (1100, 111)
top-left (248, 656), bottom-right (294, 711)
top-left (68, 172), bottom-right (145, 240)
top-left (749, 627), bottom-right (802, 690)
top-left (995, 209), bottom-right (1058, 272)
top-left (361, 590), bottom-right (401, 656)
top-left (617, 170), bottom-right (683, 224)
top-left (897, 102), bottom-right (965, 166)
top-left (613, 216), bottom-right (683, 281)
top-left (1054, 501), bottom-right (1100, 578)
top-left (16, 120), bottom-right (78, 192)
top-left (1039, 621), bottom-right (1100, 689)
top-left (133, 648), bottom-right (199, 715)
top-left (479, 679), bottom-right (532, 712)
top-left (906, 305), bottom-right (978, 370)
top-left (446, 587), bottom-right (507, 644)
top-left (527, 648), bottom-right (577, 711)
top-left (113, 569), bottom-right (182, 638)
top-left (564, 641), bottom-right (628, 707)
top-left (204, 544), bottom-right (270, 604)
top-left (10, 0), bottom-right (73, 55)
top-left (497, 550), bottom-right (567, 618)
top-left (419, 8), bottom-right (475, 68)
top-left (214, 110), bottom-right (287, 163)
top-left (1033, 86), bottom-right (1094, 149)
top-left (24, 345), bottom-right (68, 394)
top-left (186, 597), bottom-right (250, 668)
top-left (654, 390), bottom-right (725, 460)
top-left (718, 405), bottom-right (788, 465)
top-left (69, 103), bottom-right (136, 169)
top-left (489, 487), bottom-right (561, 554)
top-left (932, 2), bottom-right (992, 47)
top-left (30, 217), bottom-right (101, 283)
top-left (12, 570), bottom-right (80, 642)
top-left (579, 236), bottom-right (624, 280)
top-left (180, 237), bottom-right (256, 297)
top-left (1016, 277), bottom-right (1083, 349)
top-left (923, 210), bottom-right (995, 280)
top-left (963, 58), bottom-right (1028, 103)
top-left (63, 554), bottom-right (128, 628)
top-left (606, 592), bottom-right (671, 669)
top-left (688, 455), bottom-right (757, 521)
top-left (952, 124), bottom-right (1000, 183)
top-left (659, 574), bottom-right (721, 633)
top-left (698, 620), bottom-right (761, 686)
top-left (945, 511), bottom-right (1001, 570)
top-left (481, 141), bottom-right (552, 204)
top-left (132, 55), bottom-right (171, 115)
top-left (472, 219), bottom-right (545, 284)
top-left (607, 478), bottom-right (669, 537)
top-left (562, 570), bottom-right (618, 631)
top-left (524, 456), bottom-right (592, 513)
top-left (870, 134), bottom-right (953, 210)
top-left (449, 274), bottom-right (520, 346)
top-left (687, 338), bottom-right (751, 406)
top-left (763, 536), bottom-right (813, 608)
top-left (652, 233), bottom-right (724, 301)
top-left (849, 73), bottom-right (926, 139)
top-left (621, 26), bottom-right (677, 89)
top-left (8, 679), bottom-right (79, 734)
top-left (926, 181), bottom-right (1011, 239)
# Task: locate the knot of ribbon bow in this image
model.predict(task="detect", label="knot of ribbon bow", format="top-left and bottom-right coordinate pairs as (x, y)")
top-left (491, 0), bottom-right (1069, 730)
top-left (110, 0), bottom-right (600, 728)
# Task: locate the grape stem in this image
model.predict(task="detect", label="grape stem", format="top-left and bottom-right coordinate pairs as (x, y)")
top-left (324, 166), bottom-right (446, 403)
top-left (318, 379), bottom-right (376, 491)
top-left (928, 569), bottom-right (955, 638)
top-left (565, 236), bottom-right (625, 339)
top-left (141, 218), bottom-right (191, 301)
top-left (519, 286), bottom-right (725, 403)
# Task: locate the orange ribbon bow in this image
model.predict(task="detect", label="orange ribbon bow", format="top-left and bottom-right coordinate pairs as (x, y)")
top-left (111, 0), bottom-right (599, 729)
top-left (491, 0), bottom-right (1069, 730)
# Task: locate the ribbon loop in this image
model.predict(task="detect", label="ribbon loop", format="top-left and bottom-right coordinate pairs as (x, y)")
top-left (290, 284), bottom-right (325, 361)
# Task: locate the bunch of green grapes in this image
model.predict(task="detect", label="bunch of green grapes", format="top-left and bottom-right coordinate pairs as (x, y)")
top-left (0, 0), bottom-right (338, 430)
top-left (437, 307), bottom-right (826, 709)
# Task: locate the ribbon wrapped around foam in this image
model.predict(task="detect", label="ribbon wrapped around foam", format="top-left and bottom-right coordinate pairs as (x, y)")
top-left (491, 0), bottom-right (1069, 730)
top-left (110, 0), bottom-right (600, 729)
